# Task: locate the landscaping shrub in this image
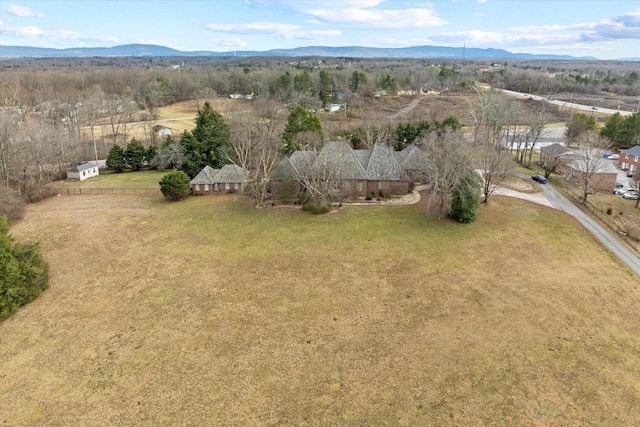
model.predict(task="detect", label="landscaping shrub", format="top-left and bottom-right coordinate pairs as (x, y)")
top-left (297, 191), bottom-right (310, 205)
top-left (302, 203), bottom-right (331, 215)
top-left (159, 170), bottom-right (191, 201)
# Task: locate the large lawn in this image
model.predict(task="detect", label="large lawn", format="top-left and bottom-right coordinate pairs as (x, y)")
top-left (2, 192), bottom-right (640, 425)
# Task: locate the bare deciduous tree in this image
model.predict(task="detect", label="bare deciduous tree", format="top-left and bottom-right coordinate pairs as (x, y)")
top-left (468, 86), bottom-right (514, 203)
top-left (568, 131), bottom-right (613, 205)
top-left (105, 95), bottom-right (136, 146)
top-left (230, 99), bottom-right (285, 207)
top-left (292, 141), bottom-right (346, 208)
top-left (420, 129), bottom-right (473, 219)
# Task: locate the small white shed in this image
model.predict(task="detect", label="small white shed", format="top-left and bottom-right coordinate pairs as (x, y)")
top-left (67, 162), bottom-right (99, 181)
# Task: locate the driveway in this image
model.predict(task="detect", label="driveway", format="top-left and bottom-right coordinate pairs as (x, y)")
top-left (511, 174), bottom-right (640, 276)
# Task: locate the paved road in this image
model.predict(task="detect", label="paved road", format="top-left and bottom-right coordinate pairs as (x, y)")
top-left (499, 88), bottom-right (635, 117)
top-left (516, 174), bottom-right (640, 276)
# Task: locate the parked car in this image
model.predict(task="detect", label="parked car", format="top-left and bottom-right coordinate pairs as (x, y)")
top-left (622, 190), bottom-right (639, 200)
top-left (615, 182), bottom-right (625, 188)
top-left (613, 187), bottom-right (627, 195)
top-left (531, 175), bottom-right (547, 184)
top-left (607, 154), bottom-right (620, 160)
top-left (627, 171), bottom-right (636, 178)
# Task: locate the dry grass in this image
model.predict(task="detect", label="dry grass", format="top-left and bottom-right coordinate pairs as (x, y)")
top-left (2, 190), bottom-right (640, 426)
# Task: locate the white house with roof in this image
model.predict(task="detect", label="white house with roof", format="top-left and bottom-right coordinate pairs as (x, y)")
top-left (66, 161), bottom-right (99, 181)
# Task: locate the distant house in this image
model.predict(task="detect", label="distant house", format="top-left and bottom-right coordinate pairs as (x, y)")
top-left (619, 145), bottom-right (640, 174)
top-left (152, 125), bottom-right (173, 136)
top-left (190, 164), bottom-right (248, 195)
top-left (270, 141), bottom-right (426, 201)
top-left (539, 143), bottom-right (582, 175)
top-left (67, 161), bottom-right (99, 181)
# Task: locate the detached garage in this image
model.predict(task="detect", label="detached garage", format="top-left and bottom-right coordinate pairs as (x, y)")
top-left (67, 162), bottom-right (99, 181)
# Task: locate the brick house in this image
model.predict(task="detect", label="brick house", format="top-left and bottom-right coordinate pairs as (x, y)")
top-left (190, 164), bottom-right (248, 195)
top-left (619, 145), bottom-right (640, 174)
top-left (565, 158), bottom-right (618, 191)
top-left (539, 143), bottom-right (582, 175)
top-left (270, 141), bottom-right (427, 201)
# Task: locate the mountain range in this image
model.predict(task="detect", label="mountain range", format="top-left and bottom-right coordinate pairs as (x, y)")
top-left (0, 43), bottom-right (623, 60)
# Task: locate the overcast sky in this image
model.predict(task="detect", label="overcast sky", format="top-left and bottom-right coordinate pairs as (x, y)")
top-left (1, 1), bottom-right (639, 59)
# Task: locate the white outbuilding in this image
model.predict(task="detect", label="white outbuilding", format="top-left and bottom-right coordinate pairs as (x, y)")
top-left (67, 161), bottom-right (99, 181)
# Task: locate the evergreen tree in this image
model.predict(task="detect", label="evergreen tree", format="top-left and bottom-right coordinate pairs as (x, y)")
top-left (106, 144), bottom-right (126, 172)
top-left (348, 71), bottom-right (368, 93)
top-left (282, 105), bottom-right (323, 155)
top-left (159, 170), bottom-right (191, 201)
top-left (449, 170), bottom-right (482, 223)
top-left (124, 138), bottom-right (146, 170)
top-left (179, 101), bottom-right (230, 178)
top-left (0, 216), bottom-right (49, 321)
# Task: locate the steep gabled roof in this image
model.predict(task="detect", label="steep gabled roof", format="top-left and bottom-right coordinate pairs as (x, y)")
top-left (363, 142), bottom-right (406, 180)
top-left (271, 157), bottom-right (296, 180)
top-left (313, 140), bottom-right (367, 180)
top-left (212, 164), bottom-right (248, 183)
top-left (621, 145), bottom-right (640, 157)
top-left (190, 165), bottom-right (219, 185)
top-left (398, 144), bottom-right (429, 171)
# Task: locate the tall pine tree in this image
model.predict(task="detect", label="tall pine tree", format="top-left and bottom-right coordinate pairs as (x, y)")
top-left (180, 101), bottom-right (231, 178)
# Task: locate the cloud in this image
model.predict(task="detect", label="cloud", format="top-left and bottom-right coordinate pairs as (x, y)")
top-left (212, 37), bottom-right (248, 48)
top-left (6, 4), bottom-right (44, 17)
top-left (0, 22), bottom-right (118, 46)
top-left (582, 9), bottom-right (640, 41)
top-left (510, 9), bottom-right (640, 43)
top-left (250, 0), bottom-right (446, 29)
top-left (300, 6), bottom-right (446, 29)
top-left (428, 8), bottom-right (640, 51)
top-left (205, 21), bottom-right (341, 40)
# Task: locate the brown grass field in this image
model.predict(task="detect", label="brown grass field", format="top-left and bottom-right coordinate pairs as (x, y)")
top-left (2, 177), bottom-right (640, 425)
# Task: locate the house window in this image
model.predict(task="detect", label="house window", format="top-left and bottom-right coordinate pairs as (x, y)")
top-left (379, 181), bottom-right (390, 190)
top-left (626, 154), bottom-right (630, 160)
top-left (235, 183), bottom-right (240, 190)
top-left (344, 181), bottom-right (351, 192)
top-left (214, 183), bottom-right (219, 191)
top-left (357, 182), bottom-right (363, 192)
top-left (635, 156), bottom-right (639, 163)
top-left (82, 171), bottom-right (86, 176)
top-left (225, 183), bottom-right (230, 190)
top-left (204, 184), bottom-right (209, 191)
top-left (195, 184), bottom-right (200, 191)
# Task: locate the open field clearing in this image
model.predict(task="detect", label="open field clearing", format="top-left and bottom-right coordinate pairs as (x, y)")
top-left (51, 170), bottom-right (166, 190)
top-left (2, 193), bottom-right (640, 425)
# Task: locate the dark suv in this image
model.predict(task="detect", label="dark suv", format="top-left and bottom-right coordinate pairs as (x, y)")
top-left (532, 175), bottom-right (547, 184)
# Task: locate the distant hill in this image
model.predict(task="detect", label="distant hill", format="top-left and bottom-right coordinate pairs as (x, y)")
top-left (0, 43), bottom-right (603, 60)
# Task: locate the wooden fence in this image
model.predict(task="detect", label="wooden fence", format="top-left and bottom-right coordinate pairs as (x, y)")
top-left (565, 193), bottom-right (640, 253)
top-left (55, 187), bottom-right (161, 196)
